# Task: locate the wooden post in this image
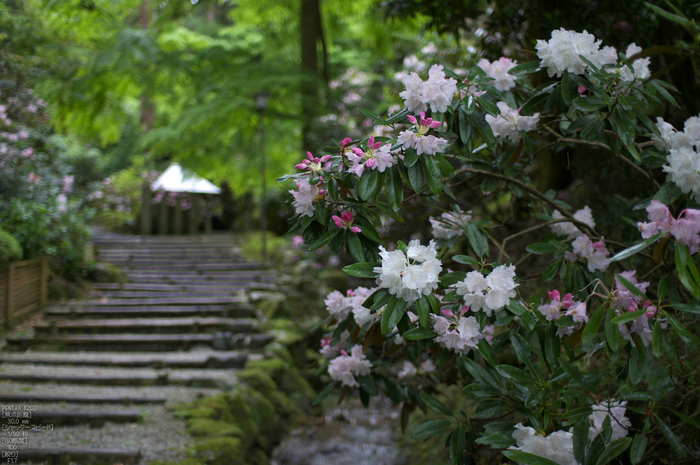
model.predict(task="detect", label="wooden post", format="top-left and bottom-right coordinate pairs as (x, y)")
top-left (174, 197), bottom-right (183, 235)
top-left (140, 184), bottom-right (153, 235)
top-left (189, 194), bottom-right (200, 235)
top-left (158, 199), bottom-right (169, 235)
top-left (40, 257), bottom-right (48, 309)
top-left (5, 262), bottom-right (14, 330)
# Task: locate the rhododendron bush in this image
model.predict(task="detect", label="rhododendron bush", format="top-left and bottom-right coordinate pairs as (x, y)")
top-left (281, 9), bottom-right (700, 465)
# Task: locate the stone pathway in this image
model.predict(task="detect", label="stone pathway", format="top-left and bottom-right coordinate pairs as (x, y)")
top-left (0, 232), bottom-right (278, 464)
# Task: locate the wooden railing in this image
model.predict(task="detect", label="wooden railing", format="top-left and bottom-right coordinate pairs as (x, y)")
top-left (1, 257), bottom-right (48, 331)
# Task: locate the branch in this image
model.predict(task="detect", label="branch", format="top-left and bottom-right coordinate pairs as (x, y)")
top-left (543, 127), bottom-right (661, 191)
top-left (497, 218), bottom-right (576, 263)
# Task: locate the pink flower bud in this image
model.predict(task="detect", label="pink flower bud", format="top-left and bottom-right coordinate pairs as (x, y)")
top-left (578, 86), bottom-right (586, 94)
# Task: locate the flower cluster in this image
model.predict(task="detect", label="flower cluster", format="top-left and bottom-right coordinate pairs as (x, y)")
top-left (399, 64), bottom-right (458, 113)
top-left (452, 265), bottom-right (519, 316)
top-left (477, 57), bottom-right (518, 92)
top-left (538, 289), bottom-right (587, 323)
top-left (431, 313), bottom-right (484, 355)
top-left (551, 206), bottom-right (596, 239)
top-left (289, 178), bottom-right (322, 217)
top-left (397, 359), bottom-right (436, 379)
top-left (509, 424), bottom-right (577, 465)
top-left (485, 101), bottom-right (539, 143)
top-left (429, 211), bottom-right (472, 239)
top-left (324, 286), bottom-right (377, 325)
top-left (295, 151), bottom-right (331, 173)
top-left (398, 111), bottom-right (449, 156)
top-left (327, 345), bottom-right (372, 388)
top-left (565, 234), bottom-right (611, 272)
top-left (332, 211), bottom-right (361, 234)
top-left (655, 114), bottom-right (700, 202)
top-left (638, 200), bottom-right (700, 254)
top-left (347, 135), bottom-right (395, 177)
top-left (374, 240), bottom-right (442, 304)
top-left (536, 28), bottom-right (650, 81)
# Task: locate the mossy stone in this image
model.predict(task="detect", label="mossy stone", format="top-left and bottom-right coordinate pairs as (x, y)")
top-left (187, 418), bottom-right (243, 438)
top-left (193, 436), bottom-right (246, 465)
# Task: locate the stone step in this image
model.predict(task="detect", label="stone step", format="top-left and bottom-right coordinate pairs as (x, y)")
top-left (101, 258), bottom-right (249, 267)
top-left (124, 269), bottom-right (275, 277)
top-left (122, 262), bottom-right (266, 271)
top-left (6, 333), bottom-right (274, 352)
top-left (92, 282), bottom-right (268, 292)
top-left (0, 351), bottom-right (248, 368)
top-left (0, 393), bottom-right (166, 404)
top-left (95, 290), bottom-right (243, 299)
top-left (33, 317), bottom-right (256, 335)
top-left (45, 305), bottom-right (255, 320)
top-left (97, 249), bottom-right (242, 256)
top-left (0, 410), bottom-right (143, 427)
top-left (54, 296), bottom-right (247, 307)
top-left (0, 369), bottom-right (236, 387)
top-left (5, 448), bottom-right (141, 465)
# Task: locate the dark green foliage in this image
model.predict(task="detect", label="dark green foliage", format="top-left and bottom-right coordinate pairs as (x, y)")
top-left (0, 228), bottom-right (22, 266)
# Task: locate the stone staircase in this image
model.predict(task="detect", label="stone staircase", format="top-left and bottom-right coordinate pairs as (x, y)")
top-left (0, 232), bottom-right (279, 464)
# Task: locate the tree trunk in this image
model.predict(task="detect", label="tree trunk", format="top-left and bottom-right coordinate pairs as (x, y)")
top-left (139, 0), bottom-right (156, 132)
top-left (300, 0), bottom-right (323, 153)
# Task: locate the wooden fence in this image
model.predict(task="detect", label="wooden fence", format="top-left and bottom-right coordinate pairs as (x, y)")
top-left (0, 257), bottom-right (48, 331)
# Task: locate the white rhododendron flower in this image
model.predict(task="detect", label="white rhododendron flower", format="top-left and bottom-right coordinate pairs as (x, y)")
top-left (565, 234), bottom-right (611, 272)
top-left (397, 360), bottom-right (418, 378)
top-left (324, 287), bottom-right (379, 326)
top-left (429, 211), bottom-right (472, 239)
top-left (289, 178), bottom-right (319, 217)
top-left (477, 57), bottom-right (518, 91)
top-left (663, 147), bottom-right (700, 203)
top-left (452, 265), bottom-right (519, 316)
top-left (399, 64), bottom-right (458, 113)
top-left (589, 401), bottom-right (631, 442)
top-left (374, 240), bottom-right (442, 304)
top-left (551, 206), bottom-right (596, 239)
top-left (327, 345), bottom-right (372, 388)
top-left (509, 424), bottom-right (577, 465)
top-left (485, 101), bottom-right (539, 143)
top-left (536, 28), bottom-right (604, 77)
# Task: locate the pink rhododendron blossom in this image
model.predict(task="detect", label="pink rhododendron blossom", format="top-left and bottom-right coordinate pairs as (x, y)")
top-left (565, 234), bottom-right (611, 272)
top-left (295, 151), bottom-right (331, 173)
top-left (637, 200), bottom-right (674, 239)
top-left (538, 289), bottom-right (574, 321)
top-left (332, 211), bottom-right (361, 233)
top-left (452, 265), bottom-right (518, 316)
top-left (398, 111), bottom-right (449, 156)
top-left (28, 172), bottom-right (40, 184)
top-left (339, 137), bottom-right (353, 149)
top-left (289, 178), bottom-right (320, 217)
top-left (614, 270), bottom-right (653, 345)
top-left (347, 136), bottom-right (396, 177)
top-left (671, 209), bottom-right (700, 254)
top-left (327, 345), bottom-right (372, 387)
top-left (431, 314), bottom-right (484, 355)
top-left (551, 206), bottom-right (596, 239)
top-left (477, 57), bottom-right (518, 91)
top-left (319, 330), bottom-right (349, 359)
top-left (565, 301), bottom-right (588, 323)
top-left (485, 101), bottom-right (539, 143)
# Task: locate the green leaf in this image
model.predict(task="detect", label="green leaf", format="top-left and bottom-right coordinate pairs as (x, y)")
top-left (542, 261), bottom-right (559, 282)
top-left (449, 423), bottom-right (466, 463)
top-left (415, 297), bottom-right (430, 327)
top-left (611, 309), bottom-right (647, 324)
top-left (453, 254), bottom-right (480, 266)
top-left (561, 71), bottom-right (577, 106)
top-left (458, 108), bottom-right (473, 142)
top-left (357, 168), bottom-right (381, 201)
top-left (386, 108), bottom-right (409, 124)
top-left (605, 306), bottom-right (621, 353)
top-left (594, 437), bottom-right (633, 465)
top-left (572, 96), bottom-right (608, 112)
top-left (474, 399), bottom-right (507, 418)
top-left (462, 383), bottom-right (501, 399)
top-left (421, 154), bottom-right (443, 196)
top-left (420, 391), bottom-right (453, 417)
top-left (648, 79), bottom-right (680, 108)
top-left (559, 359), bottom-right (592, 389)
top-left (313, 380), bottom-right (339, 404)
top-left (470, 112), bottom-right (497, 149)
top-left (385, 167), bottom-right (404, 210)
top-left (502, 450), bottom-right (560, 465)
top-left (610, 232), bottom-right (664, 261)
top-left (655, 416), bottom-right (687, 457)
top-left (573, 415), bottom-right (589, 465)
top-left (507, 60), bottom-right (541, 75)
top-left (612, 105), bottom-right (636, 146)
top-left (374, 373), bottom-right (404, 402)
top-left (406, 161), bottom-right (425, 193)
top-left (520, 92), bottom-right (550, 116)
top-left (381, 296), bottom-right (407, 334)
top-left (306, 227), bottom-right (341, 250)
top-left (630, 433), bottom-right (648, 464)
top-left (402, 327), bottom-right (438, 340)
top-left (347, 232), bottom-right (367, 263)
top-left (463, 358), bottom-right (505, 393)
top-left (495, 364), bottom-right (538, 384)
top-left (652, 321), bottom-right (663, 357)
top-left (466, 222), bottom-right (489, 258)
top-left (411, 419), bottom-right (452, 440)
top-left (644, 2), bottom-right (692, 28)
top-left (526, 242), bottom-right (559, 254)
top-left (582, 305), bottom-right (605, 347)
top-left (343, 262), bottom-right (379, 278)
top-left (670, 302), bottom-right (700, 315)
top-left (665, 313), bottom-right (698, 346)
top-left (475, 432), bottom-right (516, 448)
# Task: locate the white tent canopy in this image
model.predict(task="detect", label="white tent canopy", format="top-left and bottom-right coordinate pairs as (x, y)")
top-left (150, 163), bottom-right (221, 194)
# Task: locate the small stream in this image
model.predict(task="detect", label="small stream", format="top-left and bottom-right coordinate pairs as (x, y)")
top-left (271, 398), bottom-right (407, 465)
